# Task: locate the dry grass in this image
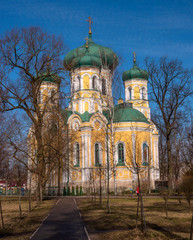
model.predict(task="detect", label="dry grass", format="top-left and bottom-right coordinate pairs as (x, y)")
top-left (0, 196), bottom-right (56, 240)
top-left (77, 197), bottom-right (192, 240)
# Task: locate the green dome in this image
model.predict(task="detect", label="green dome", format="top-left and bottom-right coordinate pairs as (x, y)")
top-left (64, 36), bottom-right (119, 71)
top-left (103, 103), bottom-right (149, 123)
top-left (122, 62), bottom-right (149, 81)
top-left (40, 71), bottom-right (61, 84)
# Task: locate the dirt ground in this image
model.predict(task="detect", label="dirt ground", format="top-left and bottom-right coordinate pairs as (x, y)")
top-left (77, 197), bottom-right (192, 240)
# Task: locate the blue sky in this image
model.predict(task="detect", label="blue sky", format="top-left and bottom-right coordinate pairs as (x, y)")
top-left (1, 0), bottom-right (193, 74)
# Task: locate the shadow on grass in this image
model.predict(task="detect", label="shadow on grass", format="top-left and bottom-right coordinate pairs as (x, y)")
top-left (147, 222), bottom-right (187, 240)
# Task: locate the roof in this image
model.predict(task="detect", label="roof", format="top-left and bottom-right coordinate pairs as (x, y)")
top-left (122, 62), bottom-right (149, 81)
top-left (40, 71), bottom-right (61, 84)
top-left (61, 110), bottom-right (93, 123)
top-left (62, 103), bottom-right (148, 125)
top-left (63, 35), bottom-right (119, 71)
top-left (103, 103), bottom-right (149, 123)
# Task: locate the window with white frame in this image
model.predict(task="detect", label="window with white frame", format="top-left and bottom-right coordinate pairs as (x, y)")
top-left (92, 76), bottom-right (97, 90)
top-left (102, 78), bottom-right (106, 95)
top-left (141, 87), bottom-right (146, 100)
top-left (142, 142), bottom-right (149, 166)
top-left (117, 142), bottom-right (125, 165)
top-left (95, 143), bottom-right (102, 166)
top-left (77, 76), bottom-right (81, 90)
top-left (128, 87), bottom-right (132, 100)
top-left (74, 142), bottom-right (80, 167)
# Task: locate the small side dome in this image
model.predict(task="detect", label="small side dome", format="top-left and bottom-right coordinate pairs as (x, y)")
top-left (40, 72), bottom-right (61, 84)
top-left (122, 60), bottom-right (149, 81)
top-left (63, 36), bottom-right (119, 71)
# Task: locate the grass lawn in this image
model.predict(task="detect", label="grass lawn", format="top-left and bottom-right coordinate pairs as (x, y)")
top-left (77, 197), bottom-right (192, 240)
top-left (0, 196), bottom-right (56, 240)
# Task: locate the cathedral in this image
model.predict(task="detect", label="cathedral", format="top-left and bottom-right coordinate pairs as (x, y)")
top-left (28, 19), bottom-right (160, 194)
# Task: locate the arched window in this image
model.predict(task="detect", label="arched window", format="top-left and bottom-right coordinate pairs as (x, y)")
top-left (141, 87), bottom-right (145, 100)
top-left (77, 76), bottom-right (80, 90)
top-left (51, 90), bottom-right (56, 104)
top-left (72, 83), bottom-right (74, 93)
top-left (50, 121), bottom-right (58, 137)
top-left (128, 87), bottom-right (132, 100)
top-left (43, 90), bottom-right (48, 103)
top-left (95, 143), bottom-right (100, 166)
top-left (92, 76), bottom-right (96, 90)
top-left (142, 143), bottom-right (148, 166)
top-left (102, 79), bottom-right (106, 95)
top-left (74, 143), bottom-right (80, 167)
top-left (117, 143), bottom-right (124, 165)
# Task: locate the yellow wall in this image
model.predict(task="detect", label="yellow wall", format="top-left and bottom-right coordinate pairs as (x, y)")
top-left (83, 75), bottom-right (90, 89)
top-left (76, 103), bottom-right (79, 112)
top-left (85, 102), bottom-right (89, 111)
top-left (134, 86), bottom-right (140, 99)
top-left (95, 102), bottom-right (98, 112)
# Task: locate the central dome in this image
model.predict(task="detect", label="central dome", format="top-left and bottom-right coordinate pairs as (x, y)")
top-left (63, 35), bottom-right (119, 71)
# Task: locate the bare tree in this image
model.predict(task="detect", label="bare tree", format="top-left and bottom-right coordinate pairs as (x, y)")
top-left (9, 162), bottom-right (27, 218)
top-left (180, 169), bottom-right (193, 212)
top-left (145, 56), bottom-right (193, 190)
top-left (0, 27), bottom-right (68, 201)
top-left (124, 131), bottom-right (147, 233)
top-left (181, 122), bottom-right (193, 172)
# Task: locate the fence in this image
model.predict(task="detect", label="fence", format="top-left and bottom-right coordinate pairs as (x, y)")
top-left (0, 187), bottom-right (26, 196)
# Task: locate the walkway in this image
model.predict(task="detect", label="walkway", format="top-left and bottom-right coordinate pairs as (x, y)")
top-left (30, 197), bottom-right (88, 240)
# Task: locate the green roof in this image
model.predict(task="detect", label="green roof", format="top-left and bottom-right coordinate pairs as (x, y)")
top-left (63, 35), bottom-right (119, 71)
top-left (103, 103), bottom-right (149, 123)
top-left (61, 110), bottom-right (73, 124)
top-left (122, 62), bottom-right (149, 81)
top-left (40, 71), bottom-right (61, 84)
top-left (62, 104), bottom-right (148, 125)
top-left (61, 110), bottom-right (93, 123)
top-left (76, 111), bottom-right (93, 122)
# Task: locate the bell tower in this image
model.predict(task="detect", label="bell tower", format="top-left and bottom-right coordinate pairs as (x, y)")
top-left (39, 60), bottom-right (61, 111)
top-left (122, 53), bottom-right (151, 120)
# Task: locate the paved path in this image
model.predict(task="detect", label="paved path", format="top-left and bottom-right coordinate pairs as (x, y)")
top-left (31, 197), bottom-right (88, 240)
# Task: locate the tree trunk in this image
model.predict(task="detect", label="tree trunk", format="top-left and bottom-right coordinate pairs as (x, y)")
top-left (167, 134), bottom-right (173, 193)
top-left (137, 168), bottom-right (146, 233)
top-left (165, 197), bottom-right (168, 218)
top-left (18, 188), bottom-right (22, 219)
top-left (0, 200), bottom-right (4, 229)
top-left (99, 166), bottom-right (102, 208)
top-left (57, 162), bottom-right (61, 196)
top-left (106, 133), bottom-right (110, 214)
top-left (113, 169), bottom-right (117, 196)
top-left (136, 193), bottom-right (140, 229)
top-left (148, 151), bottom-right (151, 194)
top-left (190, 214), bottom-right (193, 240)
top-left (28, 177), bottom-right (32, 212)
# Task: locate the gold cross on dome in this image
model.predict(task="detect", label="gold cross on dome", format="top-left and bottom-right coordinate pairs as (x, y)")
top-left (85, 36), bottom-right (89, 48)
top-left (87, 16), bottom-right (93, 34)
top-left (133, 51), bottom-right (136, 63)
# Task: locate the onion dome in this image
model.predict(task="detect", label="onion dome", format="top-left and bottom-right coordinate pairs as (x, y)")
top-left (63, 31), bottom-right (118, 71)
top-left (40, 56), bottom-right (61, 84)
top-left (40, 72), bottom-right (61, 84)
top-left (122, 53), bottom-right (149, 81)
